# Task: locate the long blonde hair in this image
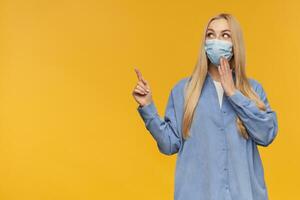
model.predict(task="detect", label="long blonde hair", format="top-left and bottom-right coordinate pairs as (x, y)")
top-left (182, 13), bottom-right (266, 140)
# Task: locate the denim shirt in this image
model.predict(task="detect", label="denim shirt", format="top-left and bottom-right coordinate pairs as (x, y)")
top-left (137, 72), bottom-right (278, 200)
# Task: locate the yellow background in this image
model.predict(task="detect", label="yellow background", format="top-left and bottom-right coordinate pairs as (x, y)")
top-left (0, 0), bottom-right (298, 199)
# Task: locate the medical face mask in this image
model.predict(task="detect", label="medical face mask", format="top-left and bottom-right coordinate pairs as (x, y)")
top-left (204, 39), bottom-right (233, 66)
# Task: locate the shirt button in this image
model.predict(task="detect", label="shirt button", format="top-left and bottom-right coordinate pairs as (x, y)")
top-left (225, 186), bottom-right (229, 190)
top-left (224, 168), bottom-right (227, 171)
top-left (222, 148), bottom-right (226, 151)
top-left (220, 127), bottom-right (224, 131)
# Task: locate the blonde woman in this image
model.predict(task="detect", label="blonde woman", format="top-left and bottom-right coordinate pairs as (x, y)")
top-left (132, 13), bottom-right (278, 200)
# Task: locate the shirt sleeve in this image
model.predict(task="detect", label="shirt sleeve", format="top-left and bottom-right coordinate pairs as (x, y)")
top-left (137, 89), bottom-right (181, 155)
top-left (227, 82), bottom-right (279, 147)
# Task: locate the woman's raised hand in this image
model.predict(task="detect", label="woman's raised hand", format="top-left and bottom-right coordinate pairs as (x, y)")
top-left (132, 68), bottom-right (153, 107)
top-left (218, 57), bottom-right (237, 97)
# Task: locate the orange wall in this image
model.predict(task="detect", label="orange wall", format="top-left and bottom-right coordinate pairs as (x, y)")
top-left (0, 0), bottom-right (298, 199)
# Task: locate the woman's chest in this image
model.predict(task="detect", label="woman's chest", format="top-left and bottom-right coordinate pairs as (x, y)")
top-left (193, 81), bottom-right (237, 127)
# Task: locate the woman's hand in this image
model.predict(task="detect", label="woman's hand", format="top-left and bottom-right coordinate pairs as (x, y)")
top-left (218, 57), bottom-right (237, 97)
top-left (132, 68), bottom-right (153, 107)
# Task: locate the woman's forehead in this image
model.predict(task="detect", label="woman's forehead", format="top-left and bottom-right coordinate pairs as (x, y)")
top-left (207, 18), bottom-right (230, 32)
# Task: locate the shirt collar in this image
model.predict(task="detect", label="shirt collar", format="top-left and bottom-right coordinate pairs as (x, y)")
top-left (206, 70), bottom-right (236, 83)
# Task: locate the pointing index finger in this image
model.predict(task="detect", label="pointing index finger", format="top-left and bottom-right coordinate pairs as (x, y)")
top-left (134, 68), bottom-right (142, 81)
top-left (134, 68), bottom-right (147, 85)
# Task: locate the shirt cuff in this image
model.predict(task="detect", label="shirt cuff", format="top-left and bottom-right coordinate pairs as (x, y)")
top-left (227, 89), bottom-right (250, 107)
top-left (137, 101), bottom-right (158, 121)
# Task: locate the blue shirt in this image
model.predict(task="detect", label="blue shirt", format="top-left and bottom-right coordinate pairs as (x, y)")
top-left (137, 72), bottom-right (278, 200)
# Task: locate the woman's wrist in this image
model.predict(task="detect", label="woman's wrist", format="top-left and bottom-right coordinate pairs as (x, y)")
top-left (140, 101), bottom-right (153, 107)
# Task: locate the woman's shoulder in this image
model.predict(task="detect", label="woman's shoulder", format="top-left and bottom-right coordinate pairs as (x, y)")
top-left (172, 76), bottom-right (190, 92)
top-left (248, 77), bottom-right (263, 91)
top-left (168, 77), bottom-right (190, 108)
top-left (247, 77), bottom-right (268, 99)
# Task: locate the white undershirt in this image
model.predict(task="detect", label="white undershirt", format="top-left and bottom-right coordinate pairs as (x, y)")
top-left (212, 80), bottom-right (224, 108)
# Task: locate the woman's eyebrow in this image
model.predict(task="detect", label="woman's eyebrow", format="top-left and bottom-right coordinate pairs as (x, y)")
top-left (221, 29), bottom-right (231, 33)
top-left (207, 28), bottom-right (231, 33)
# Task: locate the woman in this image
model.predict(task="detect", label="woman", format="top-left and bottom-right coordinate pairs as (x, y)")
top-left (132, 13), bottom-right (278, 200)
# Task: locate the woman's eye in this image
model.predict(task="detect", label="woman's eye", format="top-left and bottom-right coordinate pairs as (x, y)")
top-left (223, 33), bottom-right (231, 38)
top-left (206, 33), bottom-right (214, 38)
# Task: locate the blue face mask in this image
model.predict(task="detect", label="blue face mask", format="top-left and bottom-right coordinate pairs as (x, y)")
top-left (204, 39), bottom-right (233, 66)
